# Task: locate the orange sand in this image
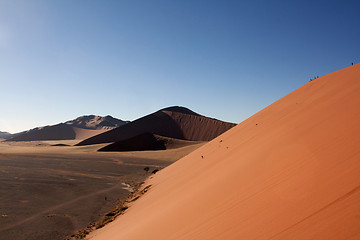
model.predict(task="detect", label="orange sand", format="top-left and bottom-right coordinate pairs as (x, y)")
top-left (88, 64), bottom-right (360, 240)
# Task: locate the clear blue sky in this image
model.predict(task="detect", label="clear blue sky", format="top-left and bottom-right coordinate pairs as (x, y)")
top-left (0, 0), bottom-right (359, 133)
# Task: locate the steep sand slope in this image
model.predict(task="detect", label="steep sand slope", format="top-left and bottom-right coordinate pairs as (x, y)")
top-left (77, 106), bottom-right (236, 146)
top-left (88, 64), bottom-right (360, 240)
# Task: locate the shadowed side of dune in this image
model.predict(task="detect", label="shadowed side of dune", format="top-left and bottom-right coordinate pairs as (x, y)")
top-left (6, 124), bottom-right (76, 141)
top-left (98, 133), bottom-right (203, 152)
top-left (98, 133), bottom-right (167, 152)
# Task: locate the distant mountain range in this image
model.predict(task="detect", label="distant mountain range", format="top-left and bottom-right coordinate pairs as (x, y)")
top-left (64, 115), bottom-right (128, 130)
top-left (5, 115), bottom-right (128, 141)
top-left (0, 131), bottom-right (11, 138)
top-left (5, 107), bottom-right (236, 151)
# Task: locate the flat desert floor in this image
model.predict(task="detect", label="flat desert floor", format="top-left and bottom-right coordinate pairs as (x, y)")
top-left (0, 140), bottom-right (204, 240)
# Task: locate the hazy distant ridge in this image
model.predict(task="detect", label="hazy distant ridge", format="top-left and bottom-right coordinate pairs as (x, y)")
top-left (0, 131), bottom-right (12, 138)
top-left (65, 115), bottom-right (129, 130)
top-left (6, 115), bottom-right (128, 142)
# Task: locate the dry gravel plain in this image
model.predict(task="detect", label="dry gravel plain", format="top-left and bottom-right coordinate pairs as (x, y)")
top-left (0, 140), bottom-right (203, 240)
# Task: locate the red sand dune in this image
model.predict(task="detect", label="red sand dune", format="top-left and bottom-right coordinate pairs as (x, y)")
top-left (88, 64), bottom-right (360, 240)
top-left (77, 106), bottom-right (236, 146)
top-left (6, 115), bottom-right (126, 141)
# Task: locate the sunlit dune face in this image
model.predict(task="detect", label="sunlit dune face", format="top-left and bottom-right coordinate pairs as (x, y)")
top-left (89, 64), bottom-right (360, 240)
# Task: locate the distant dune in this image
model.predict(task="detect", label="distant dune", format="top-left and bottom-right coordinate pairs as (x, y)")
top-left (98, 133), bottom-right (202, 152)
top-left (77, 106), bottom-right (236, 146)
top-left (6, 115), bottom-right (127, 142)
top-left (88, 64), bottom-right (360, 240)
